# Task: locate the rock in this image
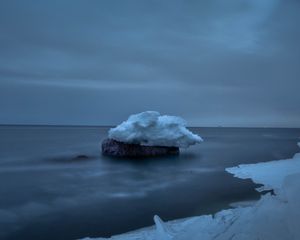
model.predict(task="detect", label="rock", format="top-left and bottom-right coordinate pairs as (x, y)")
top-left (101, 138), bottom-right (179, 157)
top-left (73, 155), bottom-right (89, 160)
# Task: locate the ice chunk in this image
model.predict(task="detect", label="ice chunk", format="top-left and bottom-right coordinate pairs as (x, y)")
top-left (226, 152), bottom-right (300, 193)
top-left (108, 111), bottom-right (203, 148)
top-left (154, 215), bottom-right (173, 240)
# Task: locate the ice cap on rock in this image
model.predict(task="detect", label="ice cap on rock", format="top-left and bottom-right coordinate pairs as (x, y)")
top-left (108, 111), bottom-right (203, 148)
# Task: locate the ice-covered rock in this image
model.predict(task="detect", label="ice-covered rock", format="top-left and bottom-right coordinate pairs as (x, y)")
top-left (108, 111), bottom-right (203, 148)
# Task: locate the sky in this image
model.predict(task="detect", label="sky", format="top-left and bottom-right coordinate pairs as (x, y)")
top-left (0, 0), bottom-right (299, 127)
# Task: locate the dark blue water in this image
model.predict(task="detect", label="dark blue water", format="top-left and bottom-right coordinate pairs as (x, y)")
top-left (0, 126), bottom-right (299, 240)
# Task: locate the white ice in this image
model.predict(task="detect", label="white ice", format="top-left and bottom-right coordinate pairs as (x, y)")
top-left (108, 111), bottom-right (203, 148)
top-left (226, 151), bottom-right (300, 193)
top-left (81, 143), bottom-right (300, 240)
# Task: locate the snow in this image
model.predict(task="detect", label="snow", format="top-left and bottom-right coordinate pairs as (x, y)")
top-left (80, 143), bottom-right (300, 240)
top-left (226, 152), bottom-right (300, 193)
top-left (108, 111), bottom-right (203, 148)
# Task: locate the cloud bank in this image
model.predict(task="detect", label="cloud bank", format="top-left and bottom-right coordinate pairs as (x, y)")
top-left (0, 0), bottom-right (299, 127)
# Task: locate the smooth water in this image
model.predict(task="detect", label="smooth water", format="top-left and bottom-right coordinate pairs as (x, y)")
top-left (0, 126), bottom-right (299, 240)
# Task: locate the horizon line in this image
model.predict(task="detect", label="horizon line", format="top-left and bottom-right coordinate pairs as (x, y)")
top-left (0, 123), bottom-right (299, 129)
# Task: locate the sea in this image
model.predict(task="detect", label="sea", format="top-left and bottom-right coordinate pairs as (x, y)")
top-left (0, 126), bottom-right (299, 240)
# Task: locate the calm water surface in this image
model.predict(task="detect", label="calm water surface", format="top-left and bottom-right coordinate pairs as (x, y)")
top-left (0, 126), bottom-right (299, 240)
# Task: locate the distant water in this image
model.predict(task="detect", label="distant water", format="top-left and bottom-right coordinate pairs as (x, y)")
top-left (0, 126), bottom-right (299, 240)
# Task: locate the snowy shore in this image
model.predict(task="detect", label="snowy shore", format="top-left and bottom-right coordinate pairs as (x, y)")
top-left (81, 142), bottom-right (300, 240)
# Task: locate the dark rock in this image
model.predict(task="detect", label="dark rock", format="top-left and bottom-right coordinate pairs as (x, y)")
top-left (73, 155), bottom-right (89, 160)
top-left (101, 138), bottom-right (179, 157)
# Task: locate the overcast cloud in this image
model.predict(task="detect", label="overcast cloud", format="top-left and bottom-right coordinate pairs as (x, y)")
top-left (0, 0), bottom-right (299, 127)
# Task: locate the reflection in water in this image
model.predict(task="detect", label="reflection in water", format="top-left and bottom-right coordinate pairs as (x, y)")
top-left (0, 126), bottom-right (299, 240)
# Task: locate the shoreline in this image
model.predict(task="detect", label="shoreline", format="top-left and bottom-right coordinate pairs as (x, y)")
top-left (82, 142), bottom-right (300, 240)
